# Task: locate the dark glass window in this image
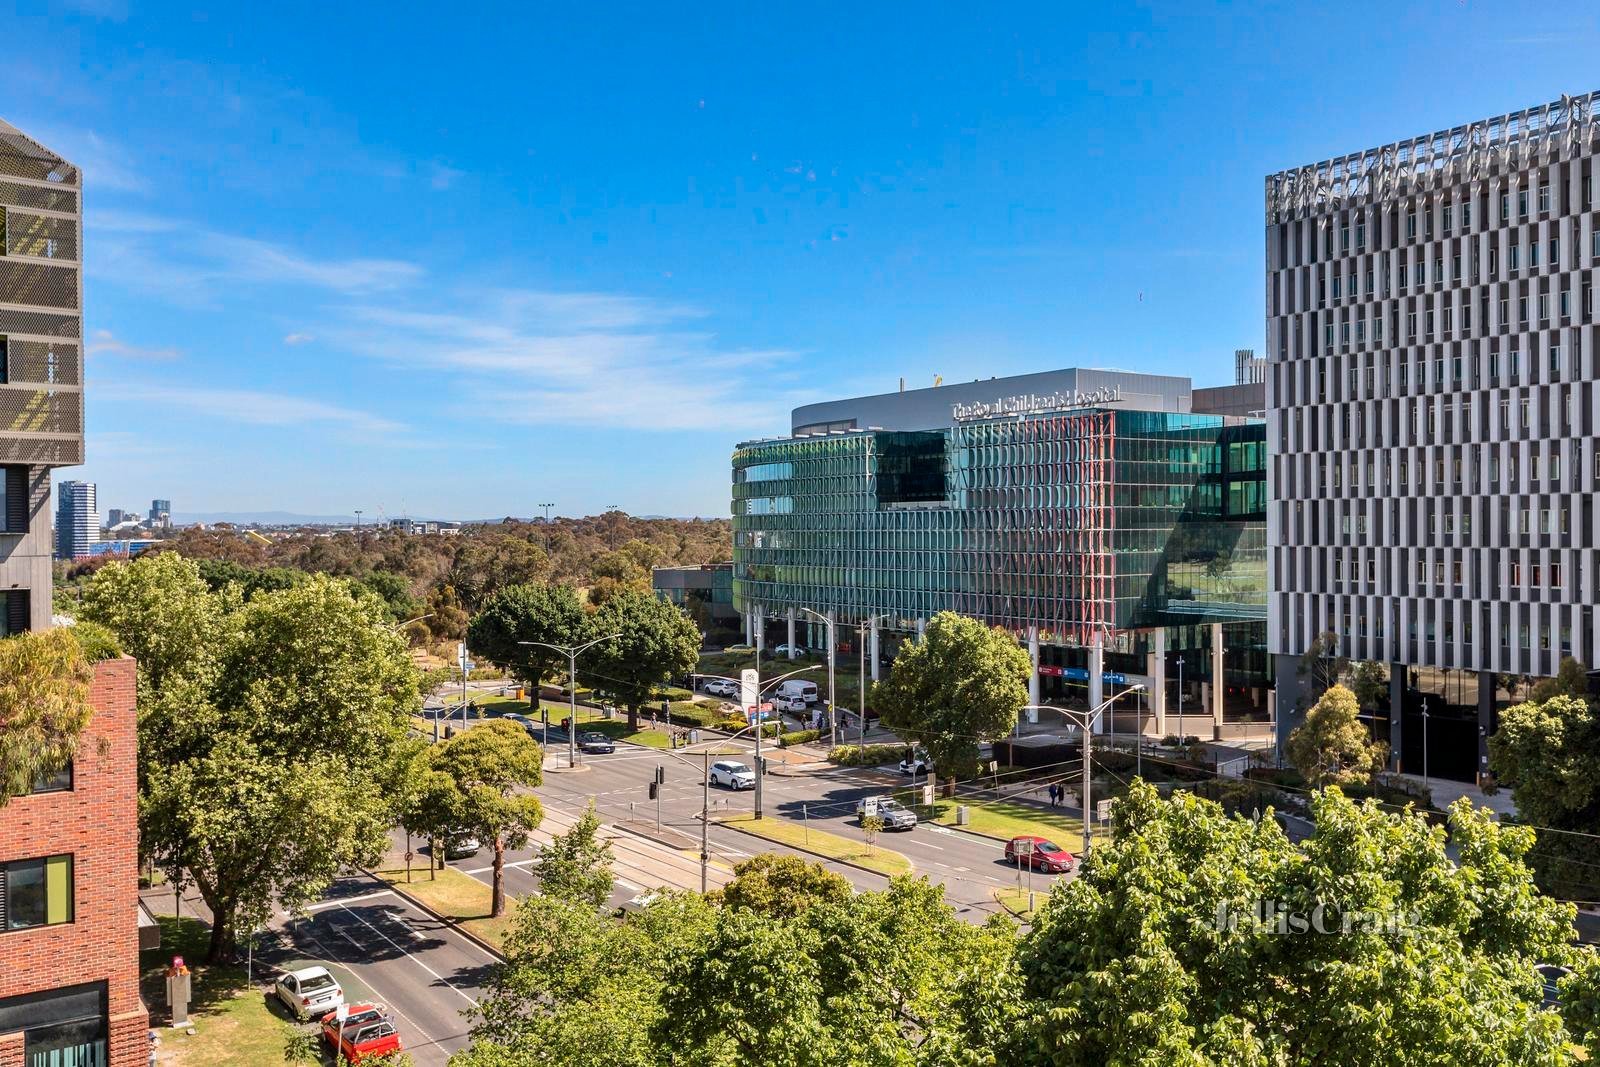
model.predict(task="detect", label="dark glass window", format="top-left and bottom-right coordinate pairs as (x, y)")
top-left (30, 760), bottom-right (72, 795)
top-left (0, 855), bottom-right (73, 930)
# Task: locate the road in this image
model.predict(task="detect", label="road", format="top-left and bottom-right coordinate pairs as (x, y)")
top-left (261, 873), bottom-right (498, 1067)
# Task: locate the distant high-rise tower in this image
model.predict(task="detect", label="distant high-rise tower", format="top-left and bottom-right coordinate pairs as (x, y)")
top-left (1234, 348), bottom-right (1266, 384)
top-left (149, 498), bottom-right (171, 529)
top-left (56, 480), bottom-right (96, 559)
top-left (0, 120), bottom-right (83, 631)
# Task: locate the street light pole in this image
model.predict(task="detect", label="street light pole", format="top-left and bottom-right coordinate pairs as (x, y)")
top-left (520, 634), bottom-right (622, 771)
top-left (694, 665), bottom-right (819, 821)
top-left (799, 607), bottom-right (837, 748)
top-left (1421, 697), bottom-right (1431, 798)
top-left (1023, 684), bottom-right (1144, 862)
top-left (856, 613), bottom-right (890, 755)
top-left (1176, 656), bottom-right (1186, 739)
top-left (538, 502), bottom-right (554, 554)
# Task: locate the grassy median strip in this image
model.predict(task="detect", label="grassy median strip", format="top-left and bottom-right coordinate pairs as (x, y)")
top-left (993, 886), bottom-right (1045, 921)
top-left (375, 864), bottom-right (516, 952)
top-left (716, 813), bottom-right (913, 877)
top-left (142, 915), bottom-right (321, 1066)
top-left (898, 794), bottom-right (1113, 850)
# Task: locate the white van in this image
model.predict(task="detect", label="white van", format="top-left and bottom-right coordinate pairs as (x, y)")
top-left (776, 679), bottom-right (819, 704)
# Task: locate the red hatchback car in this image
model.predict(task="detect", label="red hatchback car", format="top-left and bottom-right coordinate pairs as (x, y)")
top-left (320, 1003), bottom-right (402, 1063)
top-left (1004, 835), bottom-right (1075, 873)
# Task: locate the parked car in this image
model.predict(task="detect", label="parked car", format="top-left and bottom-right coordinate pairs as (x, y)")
top-left (577, 731), bottom-right (616, 754)
top-left (323, 1007), bottom-right (402, 1064)
top-left (444, 830), bottom-right (481, 860)
top-left (773, 694), bottom-right (808, 713)
top-left (502, 713), bottom-right (538, 735)
top-left (899, 752), bottom-right (934, 776)
top-left (773, 643), bottom-right (805, 657)
top-left (1003, 835), bottom-right (1075, 873)
top-left (856, 796), bottom-right (917, 830)
top-left (320, 1003), bottom-right (387, 1048)
top-left (723, 644), bottom-right (755, 654)
top-left (775, 679), bottom-right (818, 704)
top-left (702, 678), bottom-right (739, 698)
top-left (710, 760), bottom-right (755, 790)
top-left (274, 965), bottom-right (344, 1021)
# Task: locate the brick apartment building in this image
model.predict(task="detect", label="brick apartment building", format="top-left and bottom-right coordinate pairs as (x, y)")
top-left (0, 657), bottom-right (149, 1066)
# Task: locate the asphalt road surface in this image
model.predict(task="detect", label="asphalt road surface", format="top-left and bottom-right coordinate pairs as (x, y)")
top-left (264, 873), bottom-right (498, 1067)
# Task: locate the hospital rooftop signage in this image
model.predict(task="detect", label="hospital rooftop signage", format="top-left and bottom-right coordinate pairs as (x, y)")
top-left (951, 386), bottom-right (1124, 422)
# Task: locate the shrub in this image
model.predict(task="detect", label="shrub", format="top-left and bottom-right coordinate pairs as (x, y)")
top-left (829, 743), bottom-right (904, 767)
top-left (1095, 749), bottom-right (1137, 774)
top-left (655, 685), bottom-right (695, 702)
top-left (1160, 734), bottom-right (1182, 748)
top-left (716, 718), bottom-right (779, 737)
top-left (66, 621), bottom-right (122, 662)
top-left (664, 702), bottom-right (722, 728)
top-left (777, 729), bottom-right (821, 748)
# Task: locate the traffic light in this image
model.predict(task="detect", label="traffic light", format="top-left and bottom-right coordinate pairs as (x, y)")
top-left (648, 782), bottom-right (659, 800)
top-left (654, 766), bottom-right (665, 786)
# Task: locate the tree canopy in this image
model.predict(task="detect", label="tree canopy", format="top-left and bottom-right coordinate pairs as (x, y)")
top-left (0, 628), bottom-right (95, 805)
top-left (1016, 781), bottom-right (1578, 1066)
top-left (874, 611), bottom-right (1029, 786)
top-left (83, 553), bottom-right (420, 959)
top-left (1489, 691), bottom-right (1600, 899)
top-left (586, 591), bottom-right (701, 729)
top-left (714, 853), bottom-right (852, 917)
top-left (1285, 683), bottom-right (1386, 788)
top-left (428, 719), bottom-right (544, 917)
top-left (534, 801), bottom-right (614, 908)
top-left (466, 582), bottom-right (589, 687)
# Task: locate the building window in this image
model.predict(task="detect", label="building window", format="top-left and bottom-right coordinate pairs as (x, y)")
top-left (0, 855), bottom-right (74, 930)
top-left (0, 983), bottom-right (108, 1067)
top-left (1539, 184), bottom-right (1551, 213)
top-left (29, 761), bottom-right (72, 795)
top-left (1519, 189), bottom-right (1529, 217)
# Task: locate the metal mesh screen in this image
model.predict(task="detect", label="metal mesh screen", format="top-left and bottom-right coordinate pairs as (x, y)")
top-left (5, 340), bottom-right (79, 385)
top-left (0, 308), bottom-right (79, 338)
top-left (0, 434), bottom-right (80, 465)
top-left (6, 213), bottom-right (77, 261)
top-left (0, 181), bottom-right (76, 214)
top-left (0, 386), bottom-right (81, 435)
top-left (0, 261), bottom-right (77, 310)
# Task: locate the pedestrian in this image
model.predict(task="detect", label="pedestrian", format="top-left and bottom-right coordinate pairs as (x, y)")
top-left (1050, 783), bottom-right (1061, 808)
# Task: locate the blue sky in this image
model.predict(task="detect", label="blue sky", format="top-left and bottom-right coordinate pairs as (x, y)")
top-left (6, 2), bottom-right (1599, 519)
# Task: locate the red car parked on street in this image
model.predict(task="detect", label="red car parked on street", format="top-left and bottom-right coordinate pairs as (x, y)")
top-left (320, 1003), bottom-right (403, 1063)
top-left (1003, 835), bottom-right (1075, 873)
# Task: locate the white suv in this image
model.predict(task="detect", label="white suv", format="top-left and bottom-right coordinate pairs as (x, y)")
top-left (710, 761), bottom-right (755, 790)
top-left (702, 679), bottom-right (738, 698)
top-left (274, 965), bottom-right (345, 1020)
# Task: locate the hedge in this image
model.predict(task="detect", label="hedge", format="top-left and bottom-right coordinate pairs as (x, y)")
top-left (717, 718), bottom-right (781, 737)
top-left (655, 685), bottom-right (695, 702)
top-left (663, 702), bottom-right (723, 728)
top-left (776, 729), bottom-right (821, 748)
top-left (829, 743), bottom-right (905, 767)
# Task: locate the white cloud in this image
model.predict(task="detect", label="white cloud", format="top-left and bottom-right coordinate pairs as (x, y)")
top-left (322, 287), bottom-right (797, 432)
top-left (85, 329), bottom-right (180, 361)
top-left (85, 210), bottom-right (423, 304)
top-left (283, 333), bottom-right (315, 346)
top-left (100, 383), bottom-right (404, 435)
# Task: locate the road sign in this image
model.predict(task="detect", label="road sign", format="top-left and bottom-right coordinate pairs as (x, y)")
top-left (745, 702), bottom-right (774, 724)
top-left (1037, 665), bottom-right (1126, 684)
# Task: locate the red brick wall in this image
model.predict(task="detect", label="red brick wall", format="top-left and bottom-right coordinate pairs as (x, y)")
top-left (0, 657), bottom-right (148, 1066)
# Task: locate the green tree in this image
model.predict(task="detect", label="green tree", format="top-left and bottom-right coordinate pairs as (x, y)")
top-left (1489, 693), bottom-right (1600, 899)
top-left (0, 628), bottom-right (95, 805)
top-left (1285, 683), bottom-right (1386, 788)
top-left (874, 611), bottom-right (1029, 790)
top-left (1347, 659), bottom-right (1388, 713)
top-left (93, 566), bottom-right (421, 960)
top-left (534, 801), bottom-right (614, 907)
top-left (587, 550), bottom-right (650, 607)
top-left (1014, 781), bottom-right (1579, 1066)
top-left (1296, 629), bottom-right (1349, 707)
top-left (715, 854), bottom-right (851, 916)
top-left (451, 537), bottom-right (552, 609)
top-left (81, 551), bottom-right (222, 692)
top-left (428, 583), bottom-right (471, 640)
top-left (587, 591), bottom-right (700, 730)
top-left (466, 583), bottom-right (589, 689)
top-left (357, 570), bottom-right (424, 623)
top-left (1530, 656), bottom-right (1592, 704)
top-left (429, 719), bottom-right (544, 917)
top-left (1561, 949), bottom-right (1600, 1059)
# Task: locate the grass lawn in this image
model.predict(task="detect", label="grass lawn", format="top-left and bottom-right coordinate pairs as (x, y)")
top-left (374, 864), bottom-right (516, 952)
top-left (897, 794), bottom-right (1113, 851)
top-left (993, 887), bottom-right (1046, 921)
top-left (141, 915), bottom-right (320, 1066)
top-left (716, 812), bottom-right (912, 878)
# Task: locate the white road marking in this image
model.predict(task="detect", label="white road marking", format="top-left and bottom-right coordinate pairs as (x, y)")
top-left (297, 925), bottom-right (441, 1053)
top-left (460, 859), bottom-right (536, 875)
top-left (928, 825), bottom-right (1004, 849)
top-left (328, 904), bottom-right (479, 1007)
top-left (305, 889), bottom-right (396, 911)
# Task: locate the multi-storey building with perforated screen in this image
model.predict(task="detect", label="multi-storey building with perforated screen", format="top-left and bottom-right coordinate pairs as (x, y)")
top-left (731, 368), bottom-right (1273, 739)
top-left (0, 120), bottom-right (82, 635)
top-left (1266, 91), bottom-right (1600, 781)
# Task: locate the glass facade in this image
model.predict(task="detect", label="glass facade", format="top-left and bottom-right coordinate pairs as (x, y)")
top-left (732, 407), bottom-right (1267, 657)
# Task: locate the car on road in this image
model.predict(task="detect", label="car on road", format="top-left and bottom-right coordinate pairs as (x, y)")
top-left (856, 796), bottom-right (917, 830)
top-left (274, 965), bottom-right (344, 1021)
top-left (502, 713), bottom-right (539, 735)
top-left (899, 752), bottom-right (934, 776)
top-left (772, 643), bottom-right (805, 658)
top-left (773, 694), bottom-right (808, 713)
top-left (1004, 835), bottom-right (1075, 873)
top-left (320, 1003), bottom-right (388, 1048)
top-left (322, 1005), bottom-right (402, 1064)
top-left (723, 644), bottom-right (755, 654)
top-left (702, 678), bottom-right (739, 698)
top-left (444, 830), bottom-right (481, 860)
top-left (710, 760), bottom-right (756, 789)
top-left (775, 679), bottom-right (818, 704)
top-left (577, 731), bottom-right (616, 754)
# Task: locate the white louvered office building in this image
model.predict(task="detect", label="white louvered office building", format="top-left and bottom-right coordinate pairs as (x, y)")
top-left (1266, 91), bottom-right (1600, 779)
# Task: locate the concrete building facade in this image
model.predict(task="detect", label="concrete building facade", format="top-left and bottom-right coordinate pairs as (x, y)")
top-left (0, 120), bottom-right (82, 631)
top-left (1267, 90), bottom-right (1600, 779)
